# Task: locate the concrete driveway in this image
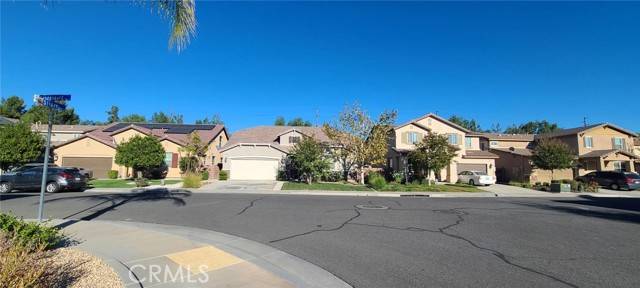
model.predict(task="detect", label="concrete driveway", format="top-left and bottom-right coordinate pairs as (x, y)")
top-left (479, 183), bottom-right (561, 197)
top-left (200, 180), bottom-right (278, 192)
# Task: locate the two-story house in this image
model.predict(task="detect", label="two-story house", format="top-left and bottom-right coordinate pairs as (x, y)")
top-left (387, 113), bottom-right (498, 183)
top-left (32, 123), bottom-right (101, 146)
top-left (219, 126), bottom-right (336, 180)
top-left (538, 123), bottom-right (638, 175)
top-left (635, 137), bottom-right (640, 172)
top-left (53, 123), bottom-right (228, 179)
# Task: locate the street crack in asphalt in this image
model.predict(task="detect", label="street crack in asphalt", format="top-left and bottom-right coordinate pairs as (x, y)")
top-left (269, 209), bottom-right (362, 243)
top-left (351, 208), bottom-right (579, 288)
top-left (235, 196), bottom-right (267, 216)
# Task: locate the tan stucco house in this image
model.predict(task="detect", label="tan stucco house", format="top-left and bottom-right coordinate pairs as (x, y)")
top-left (219, 126), bottom-right (336, 180)
top-left (635, 137), bottom-right (640, 172)
top-left (32, 124), bottom-right (101, 146)
top-left (53, 123), bottom-right (228, 179)
top-left (387, 113), bottom-right (498, 183)
top-left (489, 123), bottom-right (638, 183)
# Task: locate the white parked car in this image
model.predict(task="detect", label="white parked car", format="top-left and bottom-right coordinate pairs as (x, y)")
top-left (458, 171), bottom-right (496, 186)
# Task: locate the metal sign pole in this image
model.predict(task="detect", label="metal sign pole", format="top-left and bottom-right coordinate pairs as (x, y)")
top-left (37, 108), bottom-right (54, 222)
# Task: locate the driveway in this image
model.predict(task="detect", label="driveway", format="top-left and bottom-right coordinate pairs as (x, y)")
top-left (200, 180), bottom-right (278, 192)
top-left (480, 183), bottom-right (561, 196)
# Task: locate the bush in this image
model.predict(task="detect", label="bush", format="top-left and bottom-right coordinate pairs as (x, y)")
top-left (182, 173), bottom-right (202, 188)
top-left (179, 156), bottom-right (199, 174)
top-left (135, 177), bottom-right (149, 187)
top-left (321, 171), bottom-right (342, 182)
top-left (0, 213), bottom-right (64, 250)
top-left (219, 170), bottom-right (229, 181)
top-left (201, 170), bottom-right (209, 180)
top-left (277, 170), bottom-right (288, 181)
top-left (392, 172), bottom-right (405, 184)
top-left (107, 170), bottom-right (118, 179)
top-left (367, 173), bottom-right (387, 190)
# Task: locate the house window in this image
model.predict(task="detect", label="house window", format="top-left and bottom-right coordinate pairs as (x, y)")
top-left (164, 152), bottom-right (173, 166)
top-left (490, 141), bottom-right (498, 147)
top-left (465, 137), bottom-right (473, 149)
top-left (612, 137), bottom-right (625, 150)
top-left (613, 161), bottom-right (623, 171)
top-left (217, 136), bottom-right (222, 149)
top-left (408, 132), bottom-right (420, 144)
top-left (584, 136), bottom-right (593, 148)
top-left (448, 134), bottom-right (458, 145)
top-left (289, 136), bottom-right (301, 144)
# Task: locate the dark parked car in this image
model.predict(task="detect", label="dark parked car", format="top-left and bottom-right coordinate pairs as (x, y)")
top-left (576, 171), bottom-right (640, 191)
top-left (0, 166), bottom-right (87, 193)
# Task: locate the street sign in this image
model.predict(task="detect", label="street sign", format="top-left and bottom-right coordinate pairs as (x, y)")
top-left (34, 93), bottom-right (71, 222)
top-left (33, 94), bottom-right (71, 111)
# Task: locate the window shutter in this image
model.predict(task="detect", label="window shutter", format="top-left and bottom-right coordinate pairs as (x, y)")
top-left (401, 132), bottom-right (408, 144)
top-left (171, 153), bottom-right (178, 168)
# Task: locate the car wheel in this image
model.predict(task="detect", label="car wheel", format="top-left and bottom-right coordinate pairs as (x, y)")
top-left (45, 182), bottom-right (60, 193)
top-left (610, 183), bottom-right (620, 190)
top-left (0, 182), bottom-right (12, 193)
top-left (468, 179), bottom-right (475, 186)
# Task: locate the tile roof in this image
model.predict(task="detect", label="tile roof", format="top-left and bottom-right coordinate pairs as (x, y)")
top-left (580, 149), bottom-right (638, 159)
top-left (537, 123), bottom-right (638, 138)
top-left (473, 133), bottom-right (535, 141)
top-left (395, 113), bottom-right (470, 133)
top-left (54, 122), bottom-right (226, 148)
top-left (32, 124), bottom-right (101, 132)
top-left (222, 126), bottom-right (330, 150)
top-left (491, 147), bottom-right (534, 157)
top-left (463, 150), bottom-right (499, 159)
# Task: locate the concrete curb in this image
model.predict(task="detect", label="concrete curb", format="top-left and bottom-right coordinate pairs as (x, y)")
top-left (47, 219), bottom-right (351, 288)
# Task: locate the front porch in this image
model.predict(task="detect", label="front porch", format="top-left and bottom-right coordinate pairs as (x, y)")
top-left (579, 149), bottom-right (637, 175)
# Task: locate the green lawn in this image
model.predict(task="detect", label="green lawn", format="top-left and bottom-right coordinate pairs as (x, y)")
top-left (282, 182), bottom-right (373, 191)
top-left (281, 181), bottom-right (482, 192)
top-left (89, 179), bottom-right (182, 188)
top-left (379, 183), bottom-right (483, 192)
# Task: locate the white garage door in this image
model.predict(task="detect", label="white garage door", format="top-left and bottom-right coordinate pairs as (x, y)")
top-left (230, 158), bottom-right (279, 180)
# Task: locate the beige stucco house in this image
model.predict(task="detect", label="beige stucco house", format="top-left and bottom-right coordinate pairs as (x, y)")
top-left (53, 123), bottom-right (228, 179)
top-left (219, 126), bottom-right (337, 180)
top-left (32, 124), bottom-right (101, 146)
top-left (489, 123), bottom-right (638, 183)
top-left (635, 137), bottom-right (640, 172)
top-left (387, 113), bottom-right (498, 183)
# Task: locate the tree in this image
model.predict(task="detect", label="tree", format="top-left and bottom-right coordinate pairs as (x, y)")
top-left (274, 116), bottom-right (286, 126)
top-left (287, 136), bottom-right (330, 184)
top-left (287, 117), bottom-right (312, 127)
top-left (323, 103), bottom-right (397, 184)
top-left (121, 114), bottom-right (147, 123)
top-left (448, 115), bottom-right (481, 132)
top-left (115, 135), bottom-right (165, 177)
top-left (195, 114), bottom-right (223, 125)
top-left (79, 120), bottom-right (105, 125)
top-left (0, 96), bottom-right (26, 119)
top-left (531, 138), bottom-right (574, 181)
top-left (407, 132), bottom-right (459, 184)
top-left (504, 121), bottom-right (560, 134)
top-left (151, 112), bottom-right (183, 123)
top-left (106, 106), bottom-right (120, 123)
top-left (21, 106), bottom-right (80, 125)
top-left (0, 123), bottom-right (44, 171)
top-left (179, 132), bottom-right (208, 173)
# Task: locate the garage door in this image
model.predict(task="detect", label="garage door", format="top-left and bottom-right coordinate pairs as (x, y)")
top-left (62, 157), bottom-right (112, 179)
top-left (457, 163), bottom-right (487, 174)
top-left (230, 158), bottom-right (279, 180)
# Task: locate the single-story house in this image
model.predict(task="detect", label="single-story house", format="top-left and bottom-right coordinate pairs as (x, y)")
top-left (219, 126), bottom-right (337, 180)
top-left (53, 122), bottom-right (228, 179)
top-left (387, 113), bottom-right (499, 183)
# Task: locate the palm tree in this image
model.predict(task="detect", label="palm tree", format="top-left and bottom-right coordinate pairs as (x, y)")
top-left (42, 0), bottom-right (197, 52)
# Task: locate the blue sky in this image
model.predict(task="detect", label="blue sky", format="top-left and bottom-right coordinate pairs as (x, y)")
top-left (2, 1), bottom-right (639, 132)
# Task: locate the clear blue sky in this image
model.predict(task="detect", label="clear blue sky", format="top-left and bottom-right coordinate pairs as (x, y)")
top-left (2, 1), bottom-right (639, 132)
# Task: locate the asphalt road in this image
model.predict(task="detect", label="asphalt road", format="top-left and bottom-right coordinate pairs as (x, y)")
top-left (1, 190), bottom-right (639, 288)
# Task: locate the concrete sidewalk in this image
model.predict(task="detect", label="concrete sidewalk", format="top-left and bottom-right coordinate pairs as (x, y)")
top-left (51, 220), bottom-right (351, 288)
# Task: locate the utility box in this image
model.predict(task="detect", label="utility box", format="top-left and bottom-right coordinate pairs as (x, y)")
top-left (550, 183), bottom-right (571, 192)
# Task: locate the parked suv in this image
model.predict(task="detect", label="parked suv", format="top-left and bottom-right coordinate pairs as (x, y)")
top-left (0, 166), bottom-right (87, 193)
top-left (576, 171), bottom-right (640, 191)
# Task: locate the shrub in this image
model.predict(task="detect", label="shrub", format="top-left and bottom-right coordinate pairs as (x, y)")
top-left (179, 156), bottom-right (199, 174)
top-left (201, 170), bottom-right (209, 180)
top-left (134, 177), bottom-right (149, 187)
top-left (392, 172), bottom-right (405, 184)
top-left (367, 173), bottom-right (387, 190)
top-left (0, 213), bottom-right (64, 250)
top-left (321, 171), bottom-right (342, 182)
top-left (277, 170), bottom-right (288, 181)
top-left (219, 170), bottom-right (229, 181)
top-left (107, 170), bottom-right (118, 179)
top-left (182, 173), bottom-right (202, 188)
